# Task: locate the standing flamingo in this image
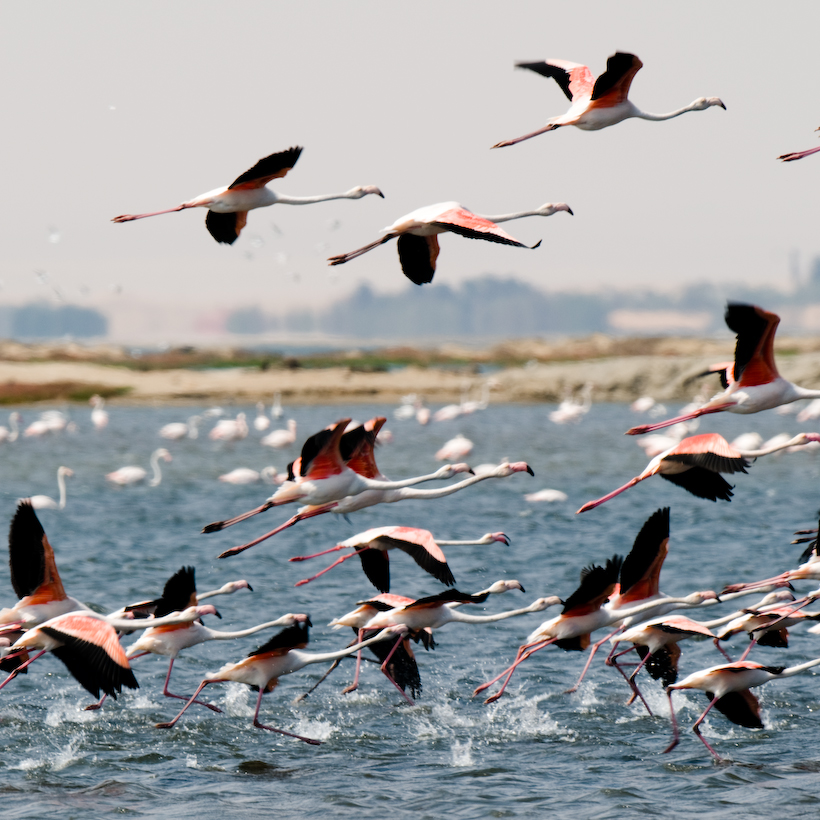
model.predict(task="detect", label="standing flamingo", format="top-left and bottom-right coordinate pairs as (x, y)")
top-left (289, 527), bottom-right (510, 591)
top-left (112, 146), bottom-right (383, 244)
top-left (328, 201), bottom-right (571, 285)
top-left (28, 466), bottom-right (74, 510)
top-left (627, 304), bottom-right (820, 435)
top-left (154, 619), bottom-right (406, 743)
top-left (0, 412), bottom-right (21, 443)
top-left (577, 432), bottom-right (820, 513)
top-left (492, 52), bottom-right (725, 148)
top-left (89, 395), bottom-right (109, 430)
top-left (106, 448), bottom-right (172, 486)
top-left (159, 416), bottom-right (200, 440)
top-left (253, 402), bottom-right (270, 432)
top-left (261, 419), bottom-right (297, 449)
top-left (208, 413), bottom-right (248, 442)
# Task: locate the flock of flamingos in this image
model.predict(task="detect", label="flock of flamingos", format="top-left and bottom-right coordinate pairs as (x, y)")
top-left (3, 51), bottom-right (820, 763)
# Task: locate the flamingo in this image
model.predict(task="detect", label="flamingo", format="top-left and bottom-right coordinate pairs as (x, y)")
top-left (289, 527), bottom-right (510, 592)
top-left (779, 128), bottom-right (820, 162)
top-left (435, 434), bottom-right (474, 461)
top-left (218, 467), bottom-right (279, 485)
top-left (253, 402), bottom-right (270, 432)
top-left (209, 412), bottom-right (248, 442)
top-left (524, 488), bottom-right (568, 503)
top-left (492, 52), bottom-right (725, 148)
top-left (664, 657), bottom-right (820, 761)
top-left (627, 304), bottom-right (820, 436)
top-left (27, 466), bottom-right (74, 511)
top-left (548, 383), bottom-right (592, 424)
top-left (327, 201), bottom-right (571, 285)
top-left (159, 415), bottom-right (200, 440)
top-left (89, 395), bottom-right (109, 430)
top-left (577, 432), bottom-right (820, 513)
top-left (154, 619), bottom-right (407, 744)
top-left (0, 412), bottom-right (21, 443)
top-left (271, 393), bottom-right (284, 419)
top-left (106, 448), bottom-right (172, 487)
top-left (112, 146), bottom-right (384, 245)
top-left (261, 419), bottom-right (297, 449)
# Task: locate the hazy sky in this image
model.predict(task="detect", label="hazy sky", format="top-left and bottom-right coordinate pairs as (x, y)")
top-left (2, 1), bottom-right (820, 335)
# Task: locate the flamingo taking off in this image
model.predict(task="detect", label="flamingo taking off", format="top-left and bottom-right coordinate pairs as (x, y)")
top-left (627, 304), bottom-right (820, 435)
top-left (492, 52), bottom-right (725, 148)
top-left (327, 201), bottom-right (571, 285)
top-left (577, 432), bottom-right (820, 513)
top-left (112, 146), bottom-right (384, 245)
top-left (289, 527), bottom-right (510, 592)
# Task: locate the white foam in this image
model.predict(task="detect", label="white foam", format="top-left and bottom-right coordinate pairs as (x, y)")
top-left (451, 739), bottom-right (474, 767)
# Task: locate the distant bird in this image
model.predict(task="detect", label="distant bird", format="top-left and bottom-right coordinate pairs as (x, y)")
top-left (261, 419), bottom-right (297, 449)
top-left (89, 395), bottom-right (109, 430)
top-left (253, 402), bottom-right (270, 432)
top-left (577, 432), bottom-right (820, 513)
top-left (271, 393), bottom-right (284, 419)
top-left (218, 467), bottom-right (279, 485)
top-left (435, 434), bottom-right (474, 461)
top-left (627, 304), bottom-right (820, 435)
top-left (28, 466), bottom-right (74, 510)
top-left (289, 527), bottom-right (510, 591)
top-left (106, 448), bottom-right (172, 487)
top-left (779, 128), bottom-right (820, 162)
top-left (549, 384), bottom-right (592, 424)
top-left (155, 619), bottom-right (406, 744)
top-left (328, 201), bottom-right (571, 285)
top-left (112, 146), bottom-right (384, 245)
top-left (0, 412), bottom-right (21, 443)
top-left (209, 413), bottom-right (248, 442)
top-left (492, 52), bottom-right (725, 148)
top-left (159, 416), bottom-right (200, 440)
top-left (524, 489), bottom-right (568, 503)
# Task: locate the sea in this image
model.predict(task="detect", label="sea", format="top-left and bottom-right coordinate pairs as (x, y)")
top-left (2, 400), bottom-right (820, 819)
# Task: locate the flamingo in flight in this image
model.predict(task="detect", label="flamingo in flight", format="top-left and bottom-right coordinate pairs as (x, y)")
top-left (779, 128), bottom-right (820, 162)
top-left (627, 304), bottom-right (820, 435)
top-left (327, 201), bottom-right (572, 285)
top-left (492, 52), bottom-right (725, 148)
top-left (577, 432), bottom-right (820, 513)
top-left (289, 526), bottom-right (510, 592)
top-left (112, 146), bottom-right (383, 245)
top-left (155, 619), bottom-right (406, 744)
top-left (664, 657), bottom-right (820, 761)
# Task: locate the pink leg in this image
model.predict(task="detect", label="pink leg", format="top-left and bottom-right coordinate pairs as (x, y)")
top-left (564, 627), bottom-right (623, 692)
top-left (378, 636), bottom-right (415, 706)
top-left (663, 689), bottom-right (681, 753)
top-left (779, 145), bottom-right (820, 162)
top-left (0, 649), bottom-right (46, 692)
top-left (162, 658), bottom-right (222, 713)
top-left (472, 643), bottom-right (531, 697)
top-left (691, 695), bottom-right (725, 761)
top-left (156, 679), bottom-right (217, 728)
top-left (251, 688), bottom-right (322, 745)
top-left (737, 638), bottom-right (758, 663)
top-left (290, 544), bottom-right (351, 563)
top-left (295, 551), bottom-right (362, 586)
top-left (714, 637), bottom-right (733, 662)
top-left (476, 640), bottom-right (554, 704)
top-left (112, 204), bottom-right (189, 222)
top-left (342, 630), bottom-right (367, 695)
top-left (204, 500), bottom-right (278, 534)
top-left (607, 646), bottom-right (653, 715)
top-left (626, 403), bottom-right (735, 436)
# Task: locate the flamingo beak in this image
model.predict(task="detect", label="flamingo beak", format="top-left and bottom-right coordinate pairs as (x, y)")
top-left (566, 207), bottom-right (574, 216)
top-left (526, 465), bottom-right (535, 476)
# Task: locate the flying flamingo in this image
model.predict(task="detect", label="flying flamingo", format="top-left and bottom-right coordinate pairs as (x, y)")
top-left (288, 526), bottom-right (510, 592)
top-left (89, 395), bottom-right (109, 430)
top-left (492, 52), bottom-right (725, 148)
top-left (28, 466), bottom-right (74, 510)
top-left (779, 128), bottom-right (820, 162)
top-left (664, 657), bottom-right (820, 761)
top-left (112, 146), bottom-right (384, 244)
top-left (327, 201), bottom-right (572, 285)
top-left (627, 304), bottom-right (820, 436)
top-left (154, 619), bottom-right (406, 744)
top-left (106, 448), bottom-right (172, 486)
top-left (577, 432), bottom-right (820, 513)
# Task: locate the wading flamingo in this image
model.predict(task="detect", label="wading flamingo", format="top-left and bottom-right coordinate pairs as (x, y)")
top-left (218, 467), bottom-right (279, 485)
top-left (106, 449), bottom-right (172, 487)
top-left (90, 395), bottom-right (108, 430)
top-left (627, 304), bottom-right (820, 435)
top-left (112, 147), bottom-right (383, 244)
top-left (492, 52), bottom-right (725, 148)
top-left (328, 201), bottom-right (571, 285)
top-left (261, 419), bottom-right (297, 449)
top-left (159, 416), bottom-right (200, 440)
top-left (28, 466), bottom-right (74, 510)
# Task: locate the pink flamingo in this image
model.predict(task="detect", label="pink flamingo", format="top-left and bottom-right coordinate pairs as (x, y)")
top-left (112, 146), bottom-right (383, 244)
top-left (289, 526), bottom-right (510, 592)
top-left (628, 304), bottom-right (820, 435)
top-left (493, 52), bottom-right (724, 148)
top-left (328, 201), bottom-right (571, 285)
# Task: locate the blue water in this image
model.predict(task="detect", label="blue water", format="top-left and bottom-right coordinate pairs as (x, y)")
top-left (2, 402), bottom-right (820, 819)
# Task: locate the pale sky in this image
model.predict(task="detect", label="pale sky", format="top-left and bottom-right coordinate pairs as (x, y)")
top-left (2, 2), bottom-right (819, 338)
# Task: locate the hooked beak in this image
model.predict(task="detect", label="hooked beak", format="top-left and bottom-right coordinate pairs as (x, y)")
top-left (566, 207), bottom-right (574, 216)
top-left (526, 465), bottom-right (535, 476)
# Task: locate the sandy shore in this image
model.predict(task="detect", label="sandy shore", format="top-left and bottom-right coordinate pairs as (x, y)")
top-left (4, 336), bottom-right (820, 404)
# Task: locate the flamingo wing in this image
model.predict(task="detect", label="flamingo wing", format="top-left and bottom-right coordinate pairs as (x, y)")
top-left (404, 589), bottom-right (488, 609)
top-left (340, 418), bottom-right (386, 478)
top-left (431, 208), bottom-right (533, 248)
top-left (356, 548), bottom-right (391, 593)
top-left (710, 689), bottom-right (764, 729)
top-left (249, 619), bottom-right (311, 657)
top-left (660, 468), bottom-right (735, 501)
top-left (618, 507), bottom-right (669, 602)
top-left (298, 419), bottom-right (349, 479)
top-left (9, 501), bottom-right (66, 603)
top-left (638, 643), bottom-right (681, 686)
top-left (514, 59), bottom-right (594, 101)
top-left (757, 627), bottom-right (789, 648)
top-left (153, 566), bottom-right (198, 618)
top-left (725, 302), bottom-right (781, 387)
top-left (205, 210), bottom-right (248, 245)
top-left (371, 534), bottom-right (455, 587)
top-left (590, 52), bottom-right (643, 105)
top-left (562, 556), bottom-right (623, 616)
top-left (397, 234), bottom-right (439, 285)
top-left (663, 433), bottom-right (749, 474)
top-left (366, 635), bottom-right (422, 698)
top-left (654, 617), bottom-right (716, 639)
top-left (228, 146), bottom-right (303, 190)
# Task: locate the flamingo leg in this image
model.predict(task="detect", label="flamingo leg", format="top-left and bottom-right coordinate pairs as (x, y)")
top-left (737, 637), bottom-right (758, 663)
top-left (663, 689), bottom-right (681, 753)
top-left (0, 649), bottom-right (46, 692)
top-left (576, 479), bottom-right (642, 513)
top-left (713, 637), bottom-right (733, 662)
top-left (609, 646), bottom-right (652, 713)
top-left (342, 630), bottom-right (367, 695)
top-left (289, 544), bottom-right (350, 562)
top-left (492, 122), bottom-right (558, 149)
top-left (112, 204), bottom-right (190, 222)
top-left (780, 145), bottom-right (820, 162)
top-left (162, 658), bottom-right (222, 713)
top-left (564, 627), bottom-right (624, 692)
top-left (378, 636), bottom-right (415, 706)
top-left (293, 658), bottom-right (343, 704)
top-left (203, 500), bottom-right (277, 534)
top-left (626, 403), bottom-right (736, 436)
top-left (251, 688), bottom-right (322, 745)
top-left (156, 679), bottom-right (218, 728)
top-left (477, 640), bottom-right (554, 704)
top-left (295, 551), bottom-right (362, 587)
top-left (328, 233), bottom-right (396, 266)
top-left (691, 695), bottom-right (725, 762)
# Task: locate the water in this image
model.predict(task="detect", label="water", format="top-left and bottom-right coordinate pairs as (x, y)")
top-left (2, 402), bottom-right (820, 819)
